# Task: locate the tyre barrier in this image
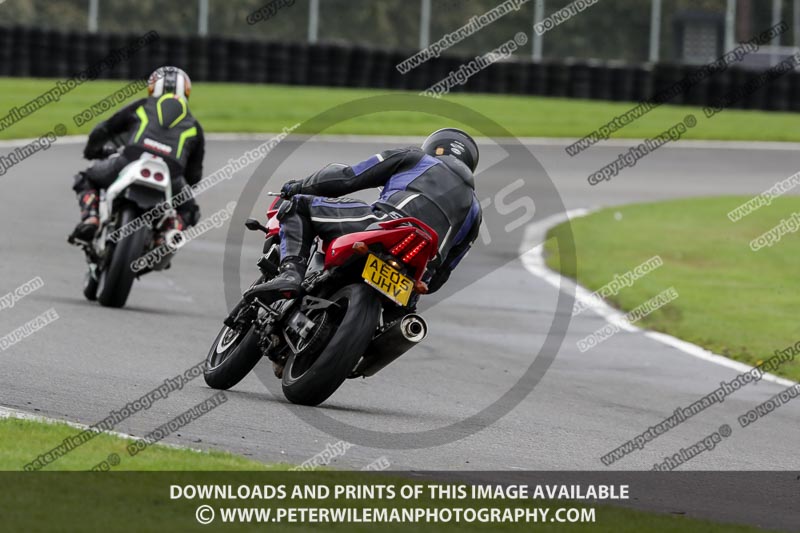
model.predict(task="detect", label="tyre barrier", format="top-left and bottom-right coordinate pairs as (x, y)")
top-left (0, 24), bottom-right (793, 112)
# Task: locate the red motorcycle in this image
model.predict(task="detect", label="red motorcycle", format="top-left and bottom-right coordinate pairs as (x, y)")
top-left (204, 196), bottom-right (435, 406)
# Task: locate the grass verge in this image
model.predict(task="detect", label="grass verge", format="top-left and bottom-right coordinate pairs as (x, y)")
top-left (0, 416), bottom-right (768, 531)
top-left (2, 78), bottom-right (800, 141)
top-left (0, 416), bottom-right (283, 471)
top-left (544, 196), bottom-right (800, 382)
top-left (0, 414), bottom-right (764, 532)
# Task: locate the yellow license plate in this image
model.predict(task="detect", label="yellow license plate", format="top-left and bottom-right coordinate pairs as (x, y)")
top-left (362, 254), bottom-right (413, 306)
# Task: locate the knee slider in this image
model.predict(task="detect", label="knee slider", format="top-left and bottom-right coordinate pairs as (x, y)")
top-left (276, 197), bottom-right (298, 221)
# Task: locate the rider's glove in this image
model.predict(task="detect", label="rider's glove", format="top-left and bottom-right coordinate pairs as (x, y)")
top-left (280, 180), bottom-right (303, 199)
top-left (97, 146), bottom-right (118, 160)
top-left (83, 144), bottom-right (106, 160)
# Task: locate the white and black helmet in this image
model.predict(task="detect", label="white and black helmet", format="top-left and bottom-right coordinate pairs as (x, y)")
top-left (147, 66), bottom-right (192, 99)
top-left (421, 128), bottom-right (479, 172)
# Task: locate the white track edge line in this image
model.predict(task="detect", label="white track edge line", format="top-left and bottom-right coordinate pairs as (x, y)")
top-left (519, 208), bottom-right (796, 388)
top-left (0, 405), bottom-right (198, 451)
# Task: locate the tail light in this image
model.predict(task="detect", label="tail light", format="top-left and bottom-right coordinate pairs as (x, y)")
top-left (140, 168), bottom-right (151, 178)
top-left (402, 240), bottom-right (428, 263)
top-left (390, 232), bottom-right (430, 264)
top-left (390, 234), bottom-right (416, 256)
top-left (154, 172), bottom-right (164, 182)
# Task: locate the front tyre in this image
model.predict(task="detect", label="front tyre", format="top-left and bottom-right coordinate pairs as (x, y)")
top-left (282, 283), bottom-right (381, 406)
top-left (97, 205), bottom-right (150, 308)
top-left (204, 275), bottom-right (271, 390)
top-left (204, 322), bottom-right (263, 390)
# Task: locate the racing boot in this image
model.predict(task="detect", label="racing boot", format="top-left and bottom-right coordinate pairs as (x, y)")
top-left (272, 360), bottom-right (285, 379)
top-left (69, 190), bottom-right (100, 244)
top-left (243, 256), bottom-right (306, 304)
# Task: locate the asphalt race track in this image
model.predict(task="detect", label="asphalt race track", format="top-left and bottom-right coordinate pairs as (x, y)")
top-left (2, 136), bottom-right (799, 486)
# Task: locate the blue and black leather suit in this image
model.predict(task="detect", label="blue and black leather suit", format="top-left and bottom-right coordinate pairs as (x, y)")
top-left (277, 147), bottom-right (482, 292)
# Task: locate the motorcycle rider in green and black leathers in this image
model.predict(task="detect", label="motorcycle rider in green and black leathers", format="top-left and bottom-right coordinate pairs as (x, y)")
top-left (70, 66), bottom-right (205, 243)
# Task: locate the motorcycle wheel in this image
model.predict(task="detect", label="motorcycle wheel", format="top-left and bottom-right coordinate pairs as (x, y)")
top-left (97, 205), bottom-right (150, 308)
top-left (282, 283), bottom-right (381, 406)
top-left (204, 268), bottom-right (276, 390)
top-left (204, 321), bottom-right (263, 390)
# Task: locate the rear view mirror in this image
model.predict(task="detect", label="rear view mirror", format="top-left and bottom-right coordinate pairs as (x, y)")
top-left (245, 218), bottom-right (268, 233)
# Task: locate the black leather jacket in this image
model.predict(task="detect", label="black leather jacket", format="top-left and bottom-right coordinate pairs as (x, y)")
top-left (83, 96), bottom-right (205, 185)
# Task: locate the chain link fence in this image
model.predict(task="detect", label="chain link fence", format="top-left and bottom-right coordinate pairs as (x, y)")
top-left (1, 0), bottom-right (799, 64)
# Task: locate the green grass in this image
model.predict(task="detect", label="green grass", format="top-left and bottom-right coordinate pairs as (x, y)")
top-left (0, 417), bottom-right (284, 471)
top-left (2, 77), bottom-right (800, 141)
top-left (544, 196), bottom-right (800, 382)
top-left (0, 416), bottom-right (763, 533)
top-left (0, 417), bottom-right (770, 531)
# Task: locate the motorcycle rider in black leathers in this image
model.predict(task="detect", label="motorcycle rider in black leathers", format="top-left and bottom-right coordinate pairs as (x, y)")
top-left (246, 128), bottom-right (482, 301)
top-left (69, 66), bottom-right (205, 243)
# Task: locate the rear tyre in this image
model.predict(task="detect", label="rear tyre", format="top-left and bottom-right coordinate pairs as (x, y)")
top-left (204, 321), bottom-right (263, 390)
top-left (97, 206), bottom-right (150, 308)
top-left (282, 283), bottom-right (381, 406)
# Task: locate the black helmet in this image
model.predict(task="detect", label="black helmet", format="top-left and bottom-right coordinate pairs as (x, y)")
top-left (422, 128), bottom-right (479, 172)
